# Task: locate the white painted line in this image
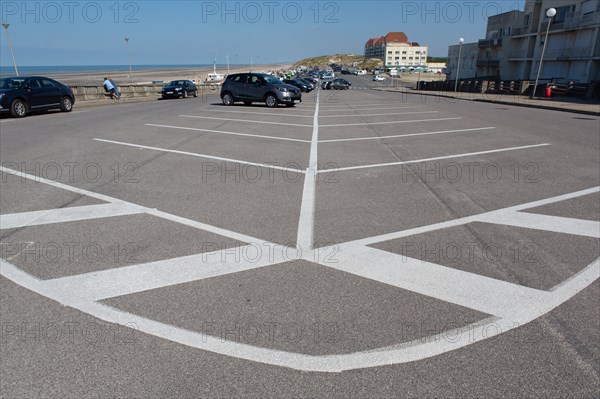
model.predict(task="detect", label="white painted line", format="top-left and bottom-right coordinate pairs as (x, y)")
top-left (345, 186), bottom-right (600, 247)
top-left (319, 106), bottom-right (420, 112)
top-left (320, 143), bottom-right (551, 173)
top-left (319, 127), bottom-right (496, 143)
top-left (0, 203), bottom-right (144, 229)
top-left (320, 117), bottom-right (462, 128)
top-left (93, 138), bottom-right (306, 174)
top-left (145, 123), bottom-right (310, 143)
top-left (0, 166), bottom-right (124, 205)
top-left (297, 91), bottom-right (320, 250)
top-left (326, 245), bottom-right (547, 317)
top-left (319, 111), bottom-right (438, 118)
top-left (197, 109), bottom-right (314, 118)
top-left (0, 166), bottom-right (266, 245)
top-left (319, 102), bottom-right (412, 108)
top-left (2, 255), bottom-right (597, 372)
top-left (476, 211), bottom-right (600, 238)
top-left (44, 244), bottom-right (290, 301)
top-left (179, 114), bottom-right (312, 128)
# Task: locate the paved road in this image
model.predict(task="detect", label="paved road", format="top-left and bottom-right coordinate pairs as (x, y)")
top-left (1, 75), bottom-right (599, 397)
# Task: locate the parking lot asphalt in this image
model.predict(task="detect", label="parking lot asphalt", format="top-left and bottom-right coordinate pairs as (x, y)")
top-left (1, 74), bottom-right (599, 397)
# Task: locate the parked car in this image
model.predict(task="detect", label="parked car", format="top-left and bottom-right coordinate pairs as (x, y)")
top-left (373, 75), bottom-right (386, 81)
top-left (0, 76), bottom-right (75, 118)
top-left (160, 80), bottom-right (198, 99)
top-left (321, 81), bottom-right (332, 90)
top-left (341, 70), bottom-right (352, 75)
top-left (298, 78), bottom-right (316, 90)
top-left (283, 79), bottom-right (311, 93)
top-left (220, 73), bottom-right (301, 108)
top-left (330, 79), bottom-right (350, 90)
top-left (336, 78), bottom-right (352, 86)
top-left (320, 72), bottom-right (335, 79)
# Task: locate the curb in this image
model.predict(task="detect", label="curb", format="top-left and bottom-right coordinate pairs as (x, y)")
top-left (372, 88), bottom-right (600, 117)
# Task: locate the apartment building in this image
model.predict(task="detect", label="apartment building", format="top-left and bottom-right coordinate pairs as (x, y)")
top-left (447, 42), bottom-right (479, 80)
top-left (508, 0), bottom-right (600, 83)
top-left (447, 0), bottom-right (600, 84)
top-left (365, 32), bottom-right (429, 69)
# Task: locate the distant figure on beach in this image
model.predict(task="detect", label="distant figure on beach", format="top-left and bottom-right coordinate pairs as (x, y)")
top-left (103, 77), bottom-right (121, 100)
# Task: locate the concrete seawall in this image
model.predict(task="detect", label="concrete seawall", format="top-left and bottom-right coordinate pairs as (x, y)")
top-left (71, 83), bottom-right (222, 104)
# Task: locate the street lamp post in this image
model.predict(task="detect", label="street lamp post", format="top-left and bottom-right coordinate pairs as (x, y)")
top-left (226, 53), bottom-right (230, 74)
top-left (2, 23), bottom-right (19, 76)
top-left (211, 50), bottom-right (217, 75)
top-left (454, 37), bottom-right (464, 92)
top-left (124, 37), bottom-right (133, 83)
top-left (531, 7), bottom-right (557, 99)
top-left (249, 54), bottom-right (253, 72)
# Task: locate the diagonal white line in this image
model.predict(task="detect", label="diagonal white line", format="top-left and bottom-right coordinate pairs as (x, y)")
top-left (145, 123), bottom-right (310, 143)
top-left (0, 203), bottom-right (145, 229)
top-left (317, 143), bottom-right (551, 173)
top-left (179, 114), bottom-right (312, 128)
top-left (343, 186), bottom-right (600, 247)
top-left (296, 91), bottom-right (320, 250)
top-left (319, 127), bottom-right (496, 143)
top-left (93, 138), bottom-right (306, 174)
top-left (319, 111), bottom-right (438, 118)
top-left (320, 117), bottom-right (462, 127)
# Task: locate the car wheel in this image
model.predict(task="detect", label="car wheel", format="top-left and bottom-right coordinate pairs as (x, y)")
top-left (243, 101), bottom-right (252, 106)
top-left (183, 90), bottom-right (188, 98)
top-left (265, 94), bottom-right (278, 108)
top-left (10, 99), bottom-right (27, 118)
top-left (222, 92), bottom-right (234, 106)
top-left (193, 90), bottom-right (198, 97)
top-left (60, 96), bottom-right (73, 112)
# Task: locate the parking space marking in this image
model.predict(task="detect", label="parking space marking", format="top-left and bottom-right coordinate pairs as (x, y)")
top-left (0, 203), bottom-right (145, 229)
top-left (197, 109), bottom-right (315, 117)
top-left (319, 111), bottom-right (438, 118)
top-left (320, 117), bottom-right (462, 128)
top-left (320, 143), bottom-right (551, 173)
top-left (145, 123), bottom-right (311, 143)
top-left (0, 163), bottom-right (598, 372)
top-left (44, 245), bottom-right (289, 301)
top-left (319, 127), bottom-right (496, 143)
top-left (319, 102), bottom-right (411, 108)
top-left (93, 138), bottom-right (307, 174)
top-left (319, 106), bottom-right (420, 112)
top-left (475, 210), bottom-right (600, 238)
top-left (345, 186), bottom-right (600, 248)
top-left (179, 115), bottom-right (312, 128)
top-left (328, 245), bottom-right (547, 318)
top-left (297, 92), bottom-right (320, 250)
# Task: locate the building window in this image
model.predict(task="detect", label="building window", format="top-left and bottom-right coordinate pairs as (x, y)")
top-left (552, 5), bottom-right (575, 24)
top-left (395, 57), bottom-right (400, 60)
top-left (402, 57), bottom-right (406, 60)
top-left (409, 57), bottom-right (413, 60)
top-left (388, 51), bottom-right (392, 54)
top-left (395, 51), bottom-right (400, 54)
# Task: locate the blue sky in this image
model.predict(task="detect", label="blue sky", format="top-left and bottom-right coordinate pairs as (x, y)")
top-left (0, 0), bottom-right (525, 66)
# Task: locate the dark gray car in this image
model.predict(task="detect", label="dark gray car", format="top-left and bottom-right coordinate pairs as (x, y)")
top-left (220, 73), bottom-right (302, 108)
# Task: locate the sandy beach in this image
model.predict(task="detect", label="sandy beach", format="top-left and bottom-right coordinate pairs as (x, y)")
top-left (43, 64), bottom-right (292, 86)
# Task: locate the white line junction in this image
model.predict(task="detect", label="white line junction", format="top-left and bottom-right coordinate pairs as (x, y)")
top-left (1, 96), bottom-right (599, 372)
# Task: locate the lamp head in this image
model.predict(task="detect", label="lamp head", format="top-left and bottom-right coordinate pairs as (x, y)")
top-left (546, 8), bottom-right (557, 18)
top-left (459, 37), bottom-right (465, 44)
top-left (2, 23), bottom-right (9, 30)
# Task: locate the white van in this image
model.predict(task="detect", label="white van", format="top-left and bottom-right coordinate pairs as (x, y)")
top-left (389, 68), bottom-right (399, 76)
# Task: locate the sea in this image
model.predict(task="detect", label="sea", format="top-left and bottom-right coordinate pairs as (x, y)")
top-left (0, 64), bottom-right (250, 77)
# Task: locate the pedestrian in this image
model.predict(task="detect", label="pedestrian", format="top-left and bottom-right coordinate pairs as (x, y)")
top-left (103, 77), bottom-right (120, 100)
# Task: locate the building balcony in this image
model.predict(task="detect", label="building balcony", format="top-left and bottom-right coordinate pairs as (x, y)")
top-left (478, 38), bottom-right (503, 48)
top-left (540, 12), bottom-right (600, 32)
top-left (476, 59), bottom-right (500, 68)
top-left (508, 47), bottom-right (591, 60)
